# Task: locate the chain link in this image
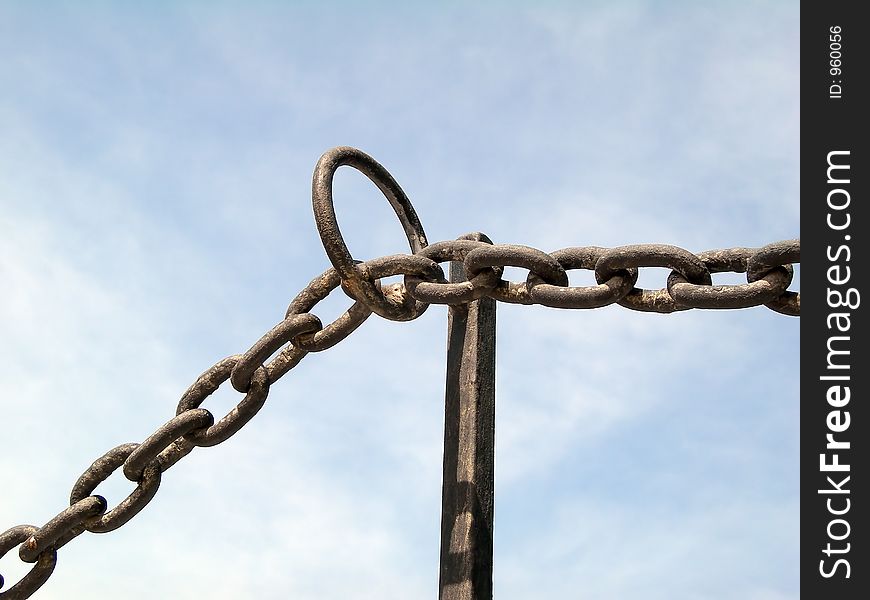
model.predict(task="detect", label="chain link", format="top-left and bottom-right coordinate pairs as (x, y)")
top-left (68, 444), bottom-right (162, 534)
top-left (1, 146), bottom-right (800, 598)
top-left (0, 527), bottom-right (56, 599)
top-left (528, 246), bottom-right (639, 309)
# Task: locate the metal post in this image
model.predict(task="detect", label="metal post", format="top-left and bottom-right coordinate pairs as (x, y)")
top-left (439, 233), bottom-right (497, 600)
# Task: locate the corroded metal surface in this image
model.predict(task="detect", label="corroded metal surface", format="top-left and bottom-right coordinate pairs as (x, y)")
top-left (312, 146), bottom-right (429, 321)
top-left (0, 146), bottom-right (800, 599)
top-left (440, 234), bottom-right (497, 600)
top-left (0, 527), bottom-right (56, 599)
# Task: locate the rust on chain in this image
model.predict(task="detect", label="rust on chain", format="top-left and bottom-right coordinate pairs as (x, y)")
top-left (747, 240), bottom-right (801, 315)
top-left (312, 146), bottom-right (429, 321)
top-left (527, 246), bottom-right (639, 309)
top-left (122, 409), bottom-right (214, 481)
top-left (177, 356), bottom-right (271, 447)
top-left (594, 244), bottom-right (713, 313)
top-left (667, 247), bottom-right (794, 310)
top-left (285, 266), bottom-right (373, 352)
top-left (0, 146), bottom-right (800, 599)
top-left (69, 444), bottom-right (162, 534)
top-left (463, 244), bottom-right (569, 305)
top-left (0, 526), bottom-right (57, 599)
top-left (349, 253), bottom-right (445, 321)
top-left (405, 240), bottom-right (504, 304)
top-left (230, 313), bottom-right (321, 392)
top-left (17, 497), bottom-right (107, 564)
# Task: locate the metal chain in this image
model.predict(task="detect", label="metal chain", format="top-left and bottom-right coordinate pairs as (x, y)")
top-left (0, 147), bottom-right (800, 599)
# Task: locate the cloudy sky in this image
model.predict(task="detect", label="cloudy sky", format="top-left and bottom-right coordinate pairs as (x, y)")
top-left (0, 2), bottom-right (799, 599)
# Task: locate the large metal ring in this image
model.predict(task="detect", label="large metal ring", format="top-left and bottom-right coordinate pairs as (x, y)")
top-left (312, 146), bottom-right (428, 320)
top-left (177, 356), bottom-right (271, 447)
top-left (595, 244), bottom-right (712, 313)
top-left (527, 246), bottom-right (638, 309)
top-left (747, 239), bottom-right (800, 316)
top-left (405, 236), bottom-right (503, 304)
top-left (70, 443), bottom-right (162, 533)
top-left (464, 244), bottom-right (568, 305)
top-left (667, 247), bottom-right (793, 310)
top-left (1, 525), bottom-right (57, 599)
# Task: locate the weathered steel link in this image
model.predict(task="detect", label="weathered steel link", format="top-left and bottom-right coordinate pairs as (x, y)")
top-left (286, 266), bottom-right (373, 352)
top-left (0, 526), bottom-right (56, 599)
top-left (0, 147), bottom-right (800, 598)
top-left (527, 246), bottom-right (639, 309)
top-left (594, 244), bottom-right (714, 313)
top-left (351, 254), bottom-right (445, 321)
top-left (177, 357), bottom-right (270, 447)
top-left (464, 244), bottom-right (569, 305)
top-left (405, 237), bottom-right (503, 304)
top-left (747, 239), bottom-right (801, 316)
top-left (17, 497), bottom-right (107, 564)
top-left (69, 444), bottom-right (162, 534)
top-left (16, 498), bottom-right (105, 560)
top-left (667, 247), bottom-right (793, 310)
top-left (230, 313), bottom-right (321, 392)
top-left (122, 409), bottom-right (214, 481)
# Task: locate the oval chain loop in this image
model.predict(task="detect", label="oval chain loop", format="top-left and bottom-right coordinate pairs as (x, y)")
top-left (70, 444), bottom-right (162, 533)
top-left (0, 525), bottom-right (57, 599)
top-left (595, 244), bottom-right (712, 313)
top-left (123, 409), bottom-right (215, 481)
top-left (177, 357), bottom-right (270, 447)
top-left (350, 254), bottom-right (444, 321)
top-left (464, 244), bottom-right (568, 305)
top-left (286, 266), bottom-right (373, 353)
top-left (747, 239), bottom-right (800, 316)
top-left (312, 146), bottom-right (429, 321)
top-left (527, 246), bottom-right (639, 309)
top-left (17, 496), bottom-right (107, 563)
top-left (405, 237), bottom-right (504, 304)
top-left (667, 247), bottom-right (793, 310)
top-left (230, 313), bottom-right (321, 392)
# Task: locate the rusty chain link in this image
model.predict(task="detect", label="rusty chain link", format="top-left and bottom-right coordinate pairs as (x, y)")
top-left (0, 146), bottom-right (800, 598)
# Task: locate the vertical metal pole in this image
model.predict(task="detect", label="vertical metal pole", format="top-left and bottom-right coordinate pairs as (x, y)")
top-left (439, 233), bottom-right (497, 600)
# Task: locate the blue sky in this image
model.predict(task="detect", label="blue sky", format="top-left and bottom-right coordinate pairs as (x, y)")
top-left (0, 2), bottom-right (799, 599)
